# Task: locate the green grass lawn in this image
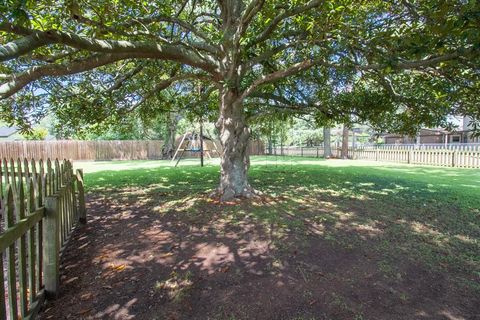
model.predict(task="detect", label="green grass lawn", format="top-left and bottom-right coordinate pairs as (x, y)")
top-left (81, 156), bottom-right (480, 286)
top-left (67, 156), bottom-right (479, 319)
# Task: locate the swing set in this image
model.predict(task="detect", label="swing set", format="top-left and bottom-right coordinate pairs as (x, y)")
top-left (171, 122), bottom-right (220, 167)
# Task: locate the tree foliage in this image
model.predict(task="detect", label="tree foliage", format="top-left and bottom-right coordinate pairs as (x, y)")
top-left (22, 127), bottom-right (48, 140)
top-left (1, 1), bottom-right (478, 132)
top-left (1, 1), bottom-right (479, 197)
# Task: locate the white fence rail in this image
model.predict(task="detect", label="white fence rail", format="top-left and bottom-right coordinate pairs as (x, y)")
top-left (267, 145), bottom-right (480, 168)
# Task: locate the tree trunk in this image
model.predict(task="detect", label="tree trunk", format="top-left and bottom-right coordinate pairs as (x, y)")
top-left (162, 112), bottom-right (177, 159)
top-left (216, 88), bottom-right (252, 201)
top-left (323, 127), bottom-right (332, 158)
top-left (268, 135), bottom-right (273, 155)
top-left (341, 124), bottom-right (349, 159)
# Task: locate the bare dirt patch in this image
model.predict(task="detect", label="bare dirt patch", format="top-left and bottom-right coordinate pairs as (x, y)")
top-left (39, 190), bottom-right (479, 320)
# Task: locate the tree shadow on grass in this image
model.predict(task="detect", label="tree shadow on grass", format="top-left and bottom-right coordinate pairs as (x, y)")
top-left (41, 161), bottom-right (480, 320)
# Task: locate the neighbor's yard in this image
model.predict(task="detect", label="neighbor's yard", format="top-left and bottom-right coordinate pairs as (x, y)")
top-left (41, 157), bottom-right (479, 320)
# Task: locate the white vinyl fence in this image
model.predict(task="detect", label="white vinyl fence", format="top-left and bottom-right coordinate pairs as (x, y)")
top-left (267, 144), bottom-right (480, 168)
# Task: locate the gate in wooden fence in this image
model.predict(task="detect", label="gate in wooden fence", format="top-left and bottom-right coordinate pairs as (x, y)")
top-left (0, 158), bottom-right (86, 319)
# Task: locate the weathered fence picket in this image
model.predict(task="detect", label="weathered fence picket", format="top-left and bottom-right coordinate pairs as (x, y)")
top-left (0, 158), bottom-right (86, 319)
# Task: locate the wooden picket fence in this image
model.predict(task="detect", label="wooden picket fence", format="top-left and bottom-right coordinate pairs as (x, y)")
top-left (0, 158), bottom-right (86, 320)
top-left (362, 144), bottom-right (480, 151)
top-left (353, 147), bottom-right (480, 168)
top-left (267, 145), bottom-right (480, 168)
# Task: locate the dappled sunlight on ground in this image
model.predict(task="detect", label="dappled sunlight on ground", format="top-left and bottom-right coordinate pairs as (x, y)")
top-left (40, 157), bottom-right (480, 319)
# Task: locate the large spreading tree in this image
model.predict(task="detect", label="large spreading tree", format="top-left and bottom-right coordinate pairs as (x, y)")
top-left (1, 1), bottom-right (479, 199)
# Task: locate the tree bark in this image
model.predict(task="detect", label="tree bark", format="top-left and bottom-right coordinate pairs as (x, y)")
top-left (216, 88), bottom-right (252, 201)
top-left (323, 127), bottom-right (332, 158)
top-left (341, 124), bottom-right (349, 159)
top-left (267, 135), bottom-right (273, 155)
top-left (162, 112), bottom-right (178, 159)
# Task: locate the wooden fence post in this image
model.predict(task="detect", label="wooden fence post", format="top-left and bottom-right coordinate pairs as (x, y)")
top-left (43, 194), bottom-right (60, 298)
top-left (452, 150), bottom-right (456, 167)
top-left (17, 181), bottom-right (29, 317)
top-left (76, 169), bottom-right (87, 224)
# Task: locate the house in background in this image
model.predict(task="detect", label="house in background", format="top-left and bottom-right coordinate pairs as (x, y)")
top-left (0, 126), bottom-right (21, 141)
top-left (383, 116), bottom-right (479, 145)
top-left (384, 128), bottom-right (457, 144)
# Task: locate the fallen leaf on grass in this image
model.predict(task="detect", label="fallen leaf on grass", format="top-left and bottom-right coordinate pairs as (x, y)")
top-left (160, 252), bottom-right (174, 258)
top-left (80, 293), bottom-right (93, 301)
top-left (110, 264), bottom-right (126, 271)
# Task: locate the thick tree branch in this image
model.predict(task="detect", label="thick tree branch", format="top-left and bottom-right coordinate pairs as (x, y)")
top-left (49, 30), bottom-right (219, 73)
top-left (1, 53), bottom-right (135, 99)
top-left (0, 23), bottom-right (219, 75)
top-left (1, 50), bottom-right (215, 100)
top-left (0, 33), bottom-right (51, 61)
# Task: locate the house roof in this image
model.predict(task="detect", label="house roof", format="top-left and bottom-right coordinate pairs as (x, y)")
top-left (0, 126), bottom-right (19, 137)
